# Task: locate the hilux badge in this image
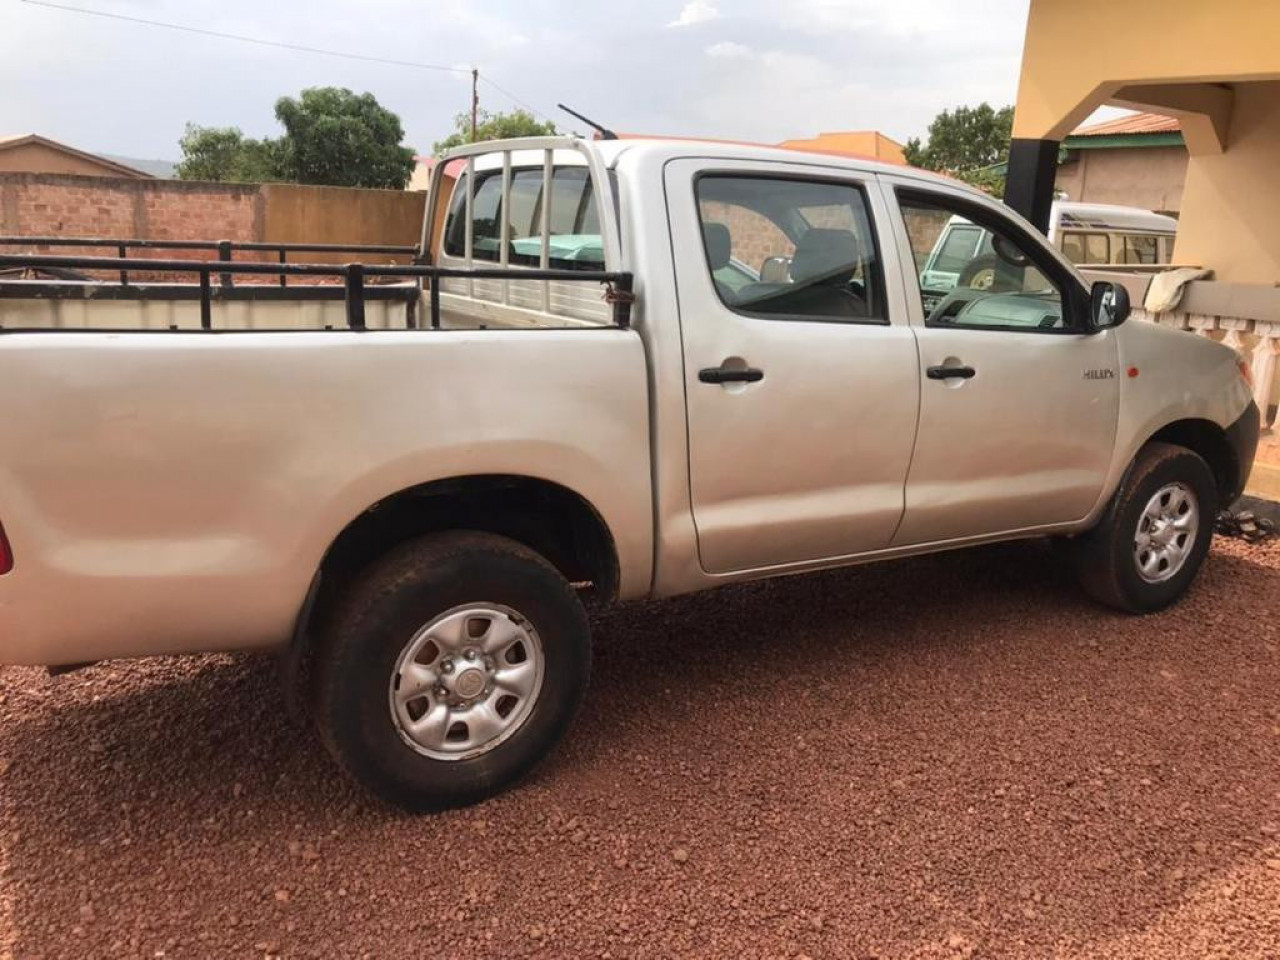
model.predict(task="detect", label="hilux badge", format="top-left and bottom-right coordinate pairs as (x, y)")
top-left (1084, 369), bottom-right (1116, 380)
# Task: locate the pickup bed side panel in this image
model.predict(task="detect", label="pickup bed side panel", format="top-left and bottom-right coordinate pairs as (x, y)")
top-left (0, 330), bottom-right (653, 666)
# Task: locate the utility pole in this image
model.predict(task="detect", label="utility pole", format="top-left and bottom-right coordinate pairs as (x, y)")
top-left (470, 68), bottom-right (479, 142)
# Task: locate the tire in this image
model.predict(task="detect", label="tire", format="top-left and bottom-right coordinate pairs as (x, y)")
top-left (1067, 441), bottom-right (1217, 614)
top-left (313, 531), bottom-right (591, 812)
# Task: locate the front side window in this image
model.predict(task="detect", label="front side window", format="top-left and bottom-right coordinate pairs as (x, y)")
top-left (696, 176), bottom-right (884, 322)
top-left (900, 194), bottom-right (1069, 332)
top-left (443, 166), bottom-right (603, 269)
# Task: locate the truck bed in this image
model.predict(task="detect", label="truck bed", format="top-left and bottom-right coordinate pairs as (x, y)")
top-left (0, 325), bottom-right (653, 665)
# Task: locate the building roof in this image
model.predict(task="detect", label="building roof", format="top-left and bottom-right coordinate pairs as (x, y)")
top-left (606, 130), bottom-right (904, 165)
top-left (0, 134), bottom-right (155, 178)
top-left (1070, 112), bottom-right (1182, 136)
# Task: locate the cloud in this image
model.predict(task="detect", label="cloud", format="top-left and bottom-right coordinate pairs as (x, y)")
top-left (705, 40), bottom-right (751, 58)
top-left (668, 0), bottom-right (720, 28)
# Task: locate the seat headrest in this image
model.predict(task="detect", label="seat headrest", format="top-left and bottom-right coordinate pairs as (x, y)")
top-left (702, 222), bottom-right (732, 271)
top-left (790, 228), bottom-right (860, 284)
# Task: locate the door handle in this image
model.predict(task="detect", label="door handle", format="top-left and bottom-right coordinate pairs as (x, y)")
top-left (926, 364), bottom-right (976, 380)
top-left (699, 366), bottom-right (764, 384)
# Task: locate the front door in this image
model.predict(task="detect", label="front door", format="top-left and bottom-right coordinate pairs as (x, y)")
top-left (884, 179), bottom-right (1120, 546)
top-left (664, 160), bottom-right (920, 574)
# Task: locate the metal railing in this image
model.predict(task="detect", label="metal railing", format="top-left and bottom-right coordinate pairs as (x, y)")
top-left (0, 251), bottom-right (634, 331)
top-left (0, 236), bottom-right (419, 288)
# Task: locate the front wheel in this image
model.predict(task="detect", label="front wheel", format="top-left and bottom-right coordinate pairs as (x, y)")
top-left (313, 531), bottom-right (591, 811)
top-left (1066, 442), bottom-right (1217, 613)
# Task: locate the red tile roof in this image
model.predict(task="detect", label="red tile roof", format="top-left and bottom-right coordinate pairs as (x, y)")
top-left (1070, 112), bottom-right (1181, 136)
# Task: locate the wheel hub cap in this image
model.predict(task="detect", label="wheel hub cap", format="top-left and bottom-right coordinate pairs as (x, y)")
top-left (1134, 482), bottom-right (1199, 584)
top-left (388, 604), bottom-right (545, 762)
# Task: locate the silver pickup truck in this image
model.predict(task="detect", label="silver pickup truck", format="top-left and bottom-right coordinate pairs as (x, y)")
top-left (0, 137), bottom-right (1258, 810)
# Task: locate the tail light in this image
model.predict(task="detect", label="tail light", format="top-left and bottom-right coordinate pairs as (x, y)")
top-left (0, 520), bottom-right (11, 575)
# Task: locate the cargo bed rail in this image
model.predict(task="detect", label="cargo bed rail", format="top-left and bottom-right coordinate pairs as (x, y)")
top-left (0, 253), bottom-right (634, 331)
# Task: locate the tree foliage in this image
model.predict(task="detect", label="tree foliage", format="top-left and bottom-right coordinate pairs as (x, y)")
top-left (175, 124), bottom-right (278, 183)
top-left (272, 88), bottom-right (416, 189)
top-left (433, 109), bottom-right (556, 155)
top-left (177, 87), bottom-right (416, 189)
top-left (903, 103), bottom-right (1014, 195)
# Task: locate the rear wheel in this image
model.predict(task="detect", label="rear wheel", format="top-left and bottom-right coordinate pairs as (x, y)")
top-left (313, 531), bottom-right (590, 811)
top-left (1066, 442), bottom-right (1217, 613)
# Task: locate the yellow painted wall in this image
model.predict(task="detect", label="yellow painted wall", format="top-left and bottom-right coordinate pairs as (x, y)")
top-left (1174, 81), bottom-right (1280, 283)
top-left (0, 142), bottom-right (145, 178)
top-left (1014, 0), bottom-right (1280, 140)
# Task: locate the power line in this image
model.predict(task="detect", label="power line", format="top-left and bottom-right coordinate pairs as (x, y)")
top-left (21, 0), bottom-right (562, 126)
top-left (21, 0), bottom-right (474, 74)
top-left (477, 75), bottom-right (557, 126)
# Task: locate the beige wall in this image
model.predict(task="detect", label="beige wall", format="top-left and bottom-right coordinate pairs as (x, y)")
top-left (0, 142), bottom-right (143, 178)
top-left (1055, 146), bottom-right (1187, 214)
top-left (1174, 81), bottom-right (1280, 283)
top-left (260, 183), bottom-right (426, 263)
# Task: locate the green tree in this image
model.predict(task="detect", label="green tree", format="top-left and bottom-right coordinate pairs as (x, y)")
top-left (273, 87), bottom-right (416, 189)
top-left (177, 88), bottom-right (415, 188)
top-left (175, 124), bottom-right (278, 182)
top-left (904, 103), bottom-right (1014, 195)
top-left (433, 108), bottom-right (556, 155)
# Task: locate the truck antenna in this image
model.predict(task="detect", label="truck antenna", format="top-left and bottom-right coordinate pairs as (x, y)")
top-left (557, 103), bottom-right (618, 141)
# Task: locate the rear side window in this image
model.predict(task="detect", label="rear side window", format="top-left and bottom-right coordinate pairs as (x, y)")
top-left (443, 166), bottom-right (603, 269)
top-left (1117, 234), bottom-right (1159, 265)
top-left (695, 175), bottom-right (885, 323)
top-left (1060, 231), bottom-right (1109, 265)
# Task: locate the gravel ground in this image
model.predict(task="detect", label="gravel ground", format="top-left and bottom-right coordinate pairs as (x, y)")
top-left (3, 537), bottom-right (1280, 959)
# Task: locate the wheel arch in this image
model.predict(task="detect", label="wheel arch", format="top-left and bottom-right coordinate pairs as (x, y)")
top-left (1146, 417), bottom-right (1240, 507)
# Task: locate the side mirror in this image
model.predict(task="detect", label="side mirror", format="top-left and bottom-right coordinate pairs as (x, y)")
top-left (1090, 280), bottom-right (1130, 331)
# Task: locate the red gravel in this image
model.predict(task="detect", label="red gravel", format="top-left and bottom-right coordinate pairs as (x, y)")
top-left (3, 537), bottom-right (1280, 959)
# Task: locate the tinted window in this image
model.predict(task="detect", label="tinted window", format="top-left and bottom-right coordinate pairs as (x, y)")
top-left (696, 176), bottom-right (884, 323)
top-left (900, 196), bottom-right (1067, 332)
top-left (444, 166), bottom-right (603, 269)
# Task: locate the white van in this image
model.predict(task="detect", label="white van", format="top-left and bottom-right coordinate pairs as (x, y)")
top-left (919, 201), bottom-right (1177, 314)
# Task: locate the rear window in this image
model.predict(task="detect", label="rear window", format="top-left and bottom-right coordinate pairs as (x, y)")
top-left (443, 166), bottom-right (603, 269)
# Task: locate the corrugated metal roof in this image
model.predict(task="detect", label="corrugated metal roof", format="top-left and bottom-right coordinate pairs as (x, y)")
top-left (1071, 112), bottom-right (1181, 136)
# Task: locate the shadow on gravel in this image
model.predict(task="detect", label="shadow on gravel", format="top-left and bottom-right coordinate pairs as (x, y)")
top-left (3, 540), bottom-right (1279, 958)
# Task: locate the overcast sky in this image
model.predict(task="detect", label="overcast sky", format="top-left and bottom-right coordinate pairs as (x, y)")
top-left (3, 0), bottom-right (1043, 162)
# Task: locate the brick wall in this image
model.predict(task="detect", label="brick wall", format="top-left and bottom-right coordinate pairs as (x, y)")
top-left (0, 173), bottom-right (423, 283)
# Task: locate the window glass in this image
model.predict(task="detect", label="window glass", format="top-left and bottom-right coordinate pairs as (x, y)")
top-left (696, 176), bottom-right (884, 322)
top-left (901, 196), bottom-right (1067, 331)
top-left (444, 166), bottom-right (603, 269)
top-left (1061, 232), bottom-right (1109, 265)
top-left (1118, 234), bottom-right (1159, 265)
top-left (933, 226), bottom-right (983, 273)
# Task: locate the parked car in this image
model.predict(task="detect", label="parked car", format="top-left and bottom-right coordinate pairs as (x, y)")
top-left (918, 201), bottom-right (1178, 317)
top-left (0, 137), bottom-right (1256, 811)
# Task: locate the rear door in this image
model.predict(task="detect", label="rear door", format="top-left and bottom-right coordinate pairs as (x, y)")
top-left (883, 177), bottom-right (1120, 545)
top-left (664, 159), bottom-right (920, 574)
